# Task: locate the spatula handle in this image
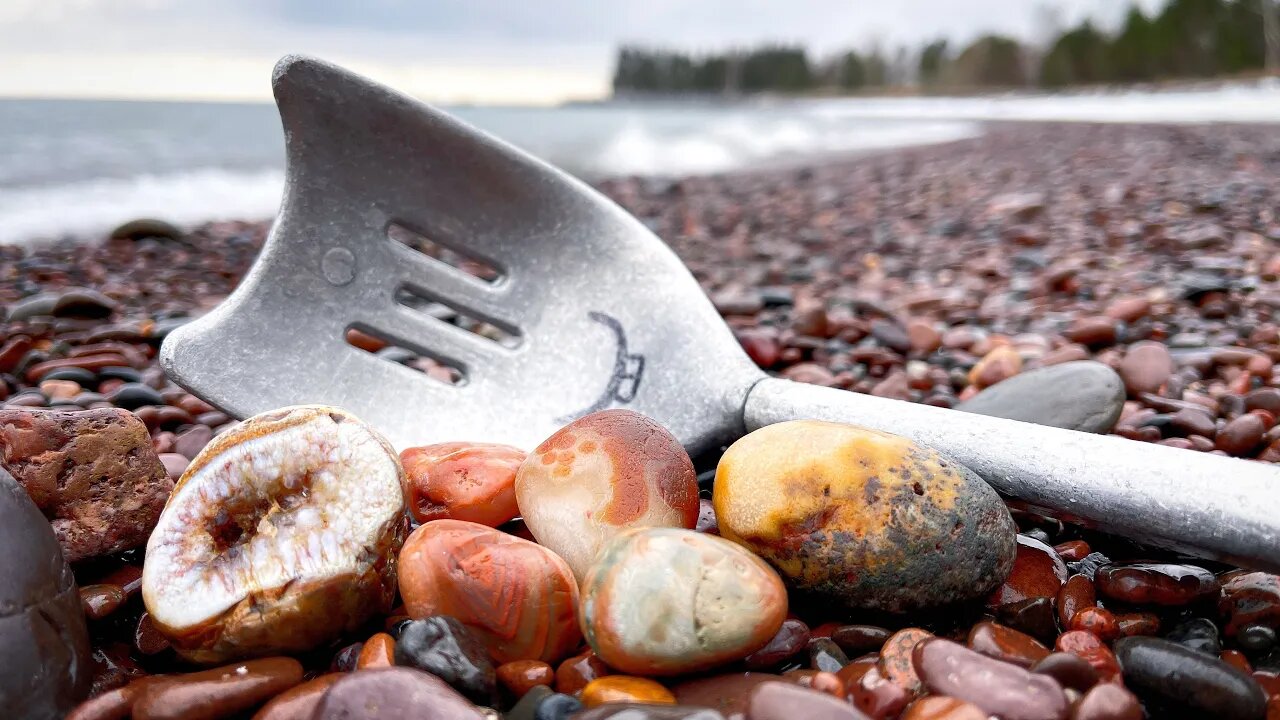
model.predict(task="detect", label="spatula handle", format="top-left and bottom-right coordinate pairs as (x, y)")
top-left (744, 377), bottom-right (1280, 572)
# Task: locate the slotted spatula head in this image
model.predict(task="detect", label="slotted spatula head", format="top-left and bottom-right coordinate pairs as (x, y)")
top-left (160, 55), bottom-right (765, 456)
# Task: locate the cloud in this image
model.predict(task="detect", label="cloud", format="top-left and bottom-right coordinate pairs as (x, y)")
top-left (0, 0), bottom-right (1171, 103)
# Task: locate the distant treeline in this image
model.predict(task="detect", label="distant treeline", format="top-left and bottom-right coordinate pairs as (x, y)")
top-left (612, 0), bottom-right (1280, 94)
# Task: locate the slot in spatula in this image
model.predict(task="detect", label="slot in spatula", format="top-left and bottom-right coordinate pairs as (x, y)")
top-left (161, 55), bottom-right (1280, 571)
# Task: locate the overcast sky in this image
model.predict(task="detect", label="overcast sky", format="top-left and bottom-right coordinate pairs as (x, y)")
top-left (0, 0), bottom-right (1168, 104)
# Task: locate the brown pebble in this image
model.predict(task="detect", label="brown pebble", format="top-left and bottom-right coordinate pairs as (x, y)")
top-left (134, 613), bottom-right (171, 655)
top-left (1118, 341), bottom-right (1174, 396)
top-left (1056, 574), bottom-right (1097, 627)
top-left (1221, 650), bottom-right (1253, 674)
top-left (878, 628), bottom-right (933, 695)
top-left (1105, 296), bottom-right (1150, 323)
top-left (847, 666), bottom-right (911, 719)
top-left (969, 346), bottom-right (1022, 389)
top-left (1217, 414), bottom-right (1267, 456)
top-left (80, 584), bottom-right (126, 620)
top-left (250, 674), bottom-right (342, 720)
top-left (1052, 540), bottom-right (1089, 562)
top-left (901, 696), bottom-right (988, 720)
top-left (581, 676), bottom-right (676, 707)
top-left (672, 672), bottom-right (779, 718)
top-left (782, 669), bottom-right (844, 698)
top-left (830, 625), bottom-right (891, 657)
top-left (1114, 612), bottom-right (1160, 638)
top-left (1073, 683), bottom-right (1143, 720)
top-left (356, 632), bottom-right (395, 669)
top-left (65, 679), bottom-right (160, 720)
top-left (967, 621), bottom-right (1050, 668)
top-left (131, 657), bottom-right (303, 720)
top-left (1070, 607), bottom-right (1120, 642)
top-left (496, 660), bottom-right (555, 697)
top-left (556, 650), bottom-right (610, 695)
top-left (913, 639), bottom-right (1067, 720)
top-left (746, 680), bottom-right (867, 720)
top-left (309, 667), bottom-right (483, 719)
top-left (1054, 631), bottom-right (1121, 683)
top-left (1030, 652), bottom-right (1099, 693)
top-left (989, 535), bottom-right (1068, 607)
top-left (1095, 563), bottom-right (1220, 606)
top-left (1065, 317), bottom-right (1116, 348)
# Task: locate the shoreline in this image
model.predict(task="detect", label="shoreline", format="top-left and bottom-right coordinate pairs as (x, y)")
top-left (7, 119), bottom-right (1280, 710)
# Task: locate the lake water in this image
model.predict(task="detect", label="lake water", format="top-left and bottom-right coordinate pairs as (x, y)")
top-left (2, 79), bottom-right (1278, 246)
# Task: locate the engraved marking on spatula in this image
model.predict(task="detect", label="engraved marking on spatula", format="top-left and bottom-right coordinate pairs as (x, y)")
top-left (558, 311), bottom-right (644, 422)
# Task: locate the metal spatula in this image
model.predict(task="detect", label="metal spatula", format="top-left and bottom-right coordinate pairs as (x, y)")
top-left (160, 55), bottom-right (1280, 571)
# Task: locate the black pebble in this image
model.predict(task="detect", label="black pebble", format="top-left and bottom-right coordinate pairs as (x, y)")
top-left (534, 693), bottom-right (585, 720)
top-left (807, 637), bottom-right (849, 672)
top-left (105, 382), bottom-right (164, 410)
top-left (1115, 636), bottom-right (1266, 720)
top-left (1165, 617), bottom-right (1222, 657)
top-left (97, 366), bottom-right (143, 383)
top-left (507, 685), bottom-right (554, 720)
top-left (39, 367), bottom-right (97, 385)
top-left (1239, 625), bottom-right (1277, 655)
top-left (393, 615), bottom-right (496, 706)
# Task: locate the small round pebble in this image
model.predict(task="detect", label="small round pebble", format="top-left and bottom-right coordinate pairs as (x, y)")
top-left (497, 660), bottom-right (555, 698)
top-left (393, 616), bottom-right (496, 706)
top-left (1095, 563), bottom-right (1219, 606)
top-left (515, 409), bottom-right (699, 581)
top-left (714, 420), bottom-right (1016, 612)
top-left (310, 667), bottom-right (484, 720)
top-left (398, 519), bottom-right (580, 664)
top-left (580, 527), bottom-right (787, 675)
top-left (399, 442), bottom-right (525, 527)
top-left (581, 676), bottom-right (676, 707)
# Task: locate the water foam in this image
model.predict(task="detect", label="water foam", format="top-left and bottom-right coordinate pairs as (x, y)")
top-left (0, 167), bottom-right (284, 246)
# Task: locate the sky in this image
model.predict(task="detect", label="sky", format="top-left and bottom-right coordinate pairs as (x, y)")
top-left (0, 0), bottom-right (1168, 105)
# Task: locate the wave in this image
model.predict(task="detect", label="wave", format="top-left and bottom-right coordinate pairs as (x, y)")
top-left (583, 117), bottom-right (982, 176)
top-left (0, 168), bottom-right (284, 246)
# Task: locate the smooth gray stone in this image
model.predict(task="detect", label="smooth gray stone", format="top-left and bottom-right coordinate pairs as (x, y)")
top-left (957, 361), bottom-right (1124, 433)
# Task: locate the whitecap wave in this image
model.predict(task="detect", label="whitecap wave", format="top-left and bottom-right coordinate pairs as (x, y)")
top-left (0, 167), bottom-right (284, 246)
top-left (585, 116), bottom-right (981, 176)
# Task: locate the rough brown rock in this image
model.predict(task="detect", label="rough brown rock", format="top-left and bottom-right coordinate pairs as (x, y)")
top-left (0, 407), bottom-right (172, 562)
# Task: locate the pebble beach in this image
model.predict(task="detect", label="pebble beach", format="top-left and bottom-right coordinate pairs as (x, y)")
top-left (5, 120), bottom-right (1280, 719)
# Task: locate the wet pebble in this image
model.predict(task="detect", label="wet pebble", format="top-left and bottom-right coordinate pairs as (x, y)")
top-left (671, 673), bottom-right (779, 718)
top-left (581, 676), bottom-right (676, 707)
top-left (1095, 563), bottom-right (1219, 606)
top-left (715, 421), bottom-right (1015, 613)
top-left (1030, 652), bottom-right (1099, 693)
top-left (966, 620), bottom-right (1050, 668)
top-left (988, 535), bottom-right (1068, 607)
top-left (534, 692), bottom-right (585, 720)
top-left (1220, 573), bottom-right (1280, 637)
top-left (555, 650), bottom-right (610, 695)
top-left (746, 681), bottom-right (869, 720)
top-left (580, 527), bottom-right (787, 675)
top-left (912, 639), bottom-right (1068, 720)
top-left (394, 616), bottom-right (497, 706)
top-left (1073, 684), bottom-right (1144, 720)
top-left (574, 705), bottom-right (727, 720)
top-left (1056, 574), bottom-right (1097, 627)
top-left (130, 657), bottom-right (303, 720)
top-left (400, 442), bottom-right (524, 527)
top-left (497, 660), bottom-right (555, 698)
top-left (251, 673), bottom-right (342, 720)
top-left (1055, 631), bottom-right (1122, 683)
top-left (1218, 414), bottom-right (1268, 456)
top-left (830, 625), bottom-right (891, 657)
top-left (879, 628), bottom-right (934, 695)
top-left (310, 667), bottom-right (484, 719)
top-left (515, 409), bottom-right (698, 580)
top-left (900, 696), bottom-right (988, 720)
top-left (1166, 617), bottom-right (1223, 656)
top-left (743, 619), bottom-right (810, 670)
top-left (398, 519), bottom-right (580, 664)
top-left (1114, 636), bottom-right (1267, 719)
